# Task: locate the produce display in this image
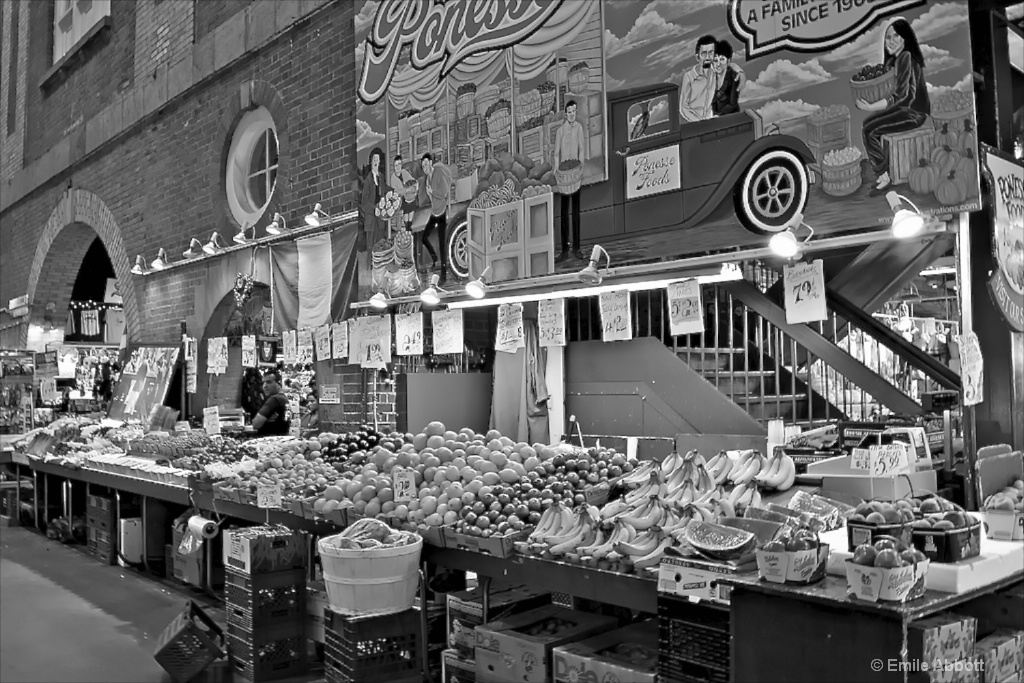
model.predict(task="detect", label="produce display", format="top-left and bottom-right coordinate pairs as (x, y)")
top-left (822, 146), bottom-right (863, 167)
top-left (473, 152), bottom-right (556, 202)
top-left (319, 517), bottom-right (420, 550)
top-left (983, 480), bottom-right (1024, 512)
top-left (850, 535), bottom-right (927, 569)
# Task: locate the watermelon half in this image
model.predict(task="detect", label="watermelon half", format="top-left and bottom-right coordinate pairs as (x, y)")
top-left (685, 521), bottom-right (757, 561)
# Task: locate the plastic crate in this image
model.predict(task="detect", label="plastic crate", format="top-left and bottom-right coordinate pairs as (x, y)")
top-left (658, 599), bottom-right (730, 677)
top-left (227, 621), bottom-right (306, 682)
top-left (88, 494), bottom-right (113, 512)
top-left (225, 568), bottom-right (306, 632)
top-left (323, 608), bottom-right (420, 682)
top-left (153, 601), bottom-right (226, 683)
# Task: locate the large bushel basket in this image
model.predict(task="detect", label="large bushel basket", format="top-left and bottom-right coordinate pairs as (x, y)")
top-left (555, 160), bottom-right (583, 195)
top-left (318, 533), bottom-right (423, 617)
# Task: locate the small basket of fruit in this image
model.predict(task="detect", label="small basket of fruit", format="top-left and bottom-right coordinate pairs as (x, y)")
top-left (850, 63), bottom-right (895, 103)
top-left (981, 476), bottom-right (1024, 541)
top-left (910, 508), bottom-right (981, 563)
top-left (756, 525), bottom-right (829, 585)
top-left (456, 83), bottom-right (477, 119)
top-left (568, 61), bottom-right (591, 94)
top-left (846, 499), bottom-right (915, 551)
top-left (846, 535), bottom-right (929, 603)
top-left (931, 91), bottom-right (974, 131)
top-left (821, 146), bottom-right (864, 197)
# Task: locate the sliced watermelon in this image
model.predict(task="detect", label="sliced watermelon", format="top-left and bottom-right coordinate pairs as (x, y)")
top-left (720, 517), bottom-right (786, 548)
top-left (684, 521), bottom-right (756, 561)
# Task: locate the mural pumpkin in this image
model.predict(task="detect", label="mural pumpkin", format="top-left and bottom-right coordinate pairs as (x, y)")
top-left (354, 0), bottom-right (980, 287)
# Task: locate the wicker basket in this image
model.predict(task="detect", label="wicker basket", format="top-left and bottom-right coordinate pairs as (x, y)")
top-left (539, 84), bottom-right (556, 113)
top-left (487, 110), bottom-right (511, 140)
top-left (435, 99), bottom-right (450, 126)
top-left (849, 70), bottom-right (896, 104)
top-left (456, 92), bottom-right (475, 119)
top-left (821, 158), bottom-right (863, 197)
top-left (931, 107), bottom-right (974, 131)
top-left (555, 161), bottom-right (583, 195)
top-left (568, 67), bottom-right (591, 94)
top-left (476, 85), bottom-right (500, 117)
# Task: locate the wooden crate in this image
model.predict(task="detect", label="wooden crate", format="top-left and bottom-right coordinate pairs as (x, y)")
top-left (807, 113), bottom-right (851, 146)
top-left (455, 118), bottom-right (469, 145)
top-left (518, 126), bottom-right (546, 165)
top-left (469, 139), bottom-right (486, 164)
top-left (488, 135), bottom-right (511, 158)
top-left (884, 127), bottom-right (934, 186)
top-left (414, 131), bottom-right (430, 158)
top-left (523, 193), bottom-right (555, 277)
top-left (429, 125), bottom-right (446, 152)
top-left (466, 114), bottom-right (482, 141)
top-left (467, 200), bottom-right (524, 283)
top-left (807, 138), bottom-right (845, 165)
top-left (397, 139), bottom-right (412, 164)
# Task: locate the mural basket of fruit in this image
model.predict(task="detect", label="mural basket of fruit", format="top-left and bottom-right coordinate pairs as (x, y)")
top-left (931, 91), bottom-right (974, 131)
top-left (568, 61), bottom-right (591, 94)
top-left (538, 81), bottom-right (557, 112)
top-left (821, 146), bottom-right (864, 197)
top-left (476, 84), bottom-right (501, 118)
top-left (456, 84), bottom-right (477, 119)
top-left (515, 89), bottom-right (543, 126)
top-left (849, 64), bottom-right (895, 104)
top-left (485, 100), bottom-right (512, 140)
top-left (555, 159), bottom-right (583, 195)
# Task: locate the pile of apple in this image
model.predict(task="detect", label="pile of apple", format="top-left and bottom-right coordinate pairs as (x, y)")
top-left (850, 535), bottom-right (927, 569)
top-left (847, 500), bottom-right (916, 526)
top-left (983, 479), bottom-right (1024, 513)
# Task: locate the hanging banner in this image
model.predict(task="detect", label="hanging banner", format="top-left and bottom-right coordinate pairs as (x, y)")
top-left (331, 321), bottom-right (349, 360)
top-left (496, 304), bottom-right (525, 354)
top-left (784, 260), bottom-right (827, 324)
top-left (241, 335), bottom-right (257, 368)
top-left (296, 328), bottom-right (314, 364)
top-left (350, 316), bottom-right (393, 369)
top-left (395, 313), bottom-right (424, 356)
top-left (432, 310), bottom-right (464, 355)
top-left (980, 146), bottom-right (1024, 332)
top-left (667, 279), bottom-right (704, 336)
top-left (184, 337), bottom-right (197, 393)
top-left (960, 330), bottom-right (984, 407)
top-left (282, 330), bottom-right (297, 364)
top-left (207, 337), bottom-right (228, 375)
top-left (538, 299), bottom-right (566, 348)
top-left (314, 325), bottom-right (331, 361)
top-left (599, 290), bottom-right (632, 342)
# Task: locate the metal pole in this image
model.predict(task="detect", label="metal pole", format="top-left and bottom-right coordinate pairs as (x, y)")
top-left (955, 213), bottom-right (977, 509)
top-left (180, 321), bottom-right (188, 420)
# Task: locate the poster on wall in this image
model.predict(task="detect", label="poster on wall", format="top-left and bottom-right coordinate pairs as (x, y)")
top-left (296, 328), bottom-right (314, 365)
top-left (355, 0), bottom-right (981, 285)
top-left (109, 346), bottom-right (180, 422)
top-left (979, 145), bottom-right (1023, 332)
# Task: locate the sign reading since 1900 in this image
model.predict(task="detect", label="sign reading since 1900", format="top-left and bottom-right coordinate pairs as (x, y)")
top-left (626, 146), bottom-right (681, 200)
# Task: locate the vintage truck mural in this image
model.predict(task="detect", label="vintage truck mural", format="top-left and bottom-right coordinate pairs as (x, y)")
top-left (354, 0), bottom-right (979, 287)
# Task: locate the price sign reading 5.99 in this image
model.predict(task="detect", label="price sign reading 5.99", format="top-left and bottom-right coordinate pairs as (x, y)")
top-left (599, 290), bottom-right (632, 342)
top-left (667, 279), bottom-right (703, 335)
top-left (395, 313), bottom-right (424, 356)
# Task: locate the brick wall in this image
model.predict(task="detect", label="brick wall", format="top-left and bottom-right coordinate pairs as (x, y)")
top-left (134, 0), bottom-right (194, 86)
top-left (0, 0), bottom-right (29, 181)
top-left (24, 0), bottom-right (138, 165)
top-left (194, 0), bottom-right (256, 42)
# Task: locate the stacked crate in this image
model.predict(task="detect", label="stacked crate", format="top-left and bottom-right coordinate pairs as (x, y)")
top-left (224, 528), bottom-right (308, 682)
top-left (87, 493), bottom-right (117, 565)
top-left (323, 607), bottom-right (421, 683)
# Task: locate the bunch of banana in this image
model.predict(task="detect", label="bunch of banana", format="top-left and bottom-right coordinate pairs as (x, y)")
top-left (579, 520), bottom-right (637, 564)
top-left (683, 501), bottom-right (719, 524)
top-left (706, 451), bottom-right (735, 486)
top-left (663, 479), bottom-right (697, 506)
top-left (614, 528), bottom-right (673, 570)
top-left (598, 498), bottom-right (634, 522)
top-left (527, 502), bottom-right (574, 545)
top-left (728, 450), bottom-right (765, 486)
top-left (659, 449), bottom-right (685, 480)
top-left (726, 481), bottom-right (763, 513)
top-left (544, 511), bottom-right (598, 557)
top-left (624, 470), bottom-right (664, 505)
top-left (619, 459), bottom-right (658, 487)
top-left (618, 496), bottom-right (669, 530)
top-left (755, 452), bottom-right (797, 491)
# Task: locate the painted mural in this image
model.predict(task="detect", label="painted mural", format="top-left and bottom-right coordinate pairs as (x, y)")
top-left (354, 0), bottom-right (980, 285)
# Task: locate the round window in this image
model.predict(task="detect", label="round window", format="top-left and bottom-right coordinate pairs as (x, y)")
top-left (225, 106), bottom-right (279, 227)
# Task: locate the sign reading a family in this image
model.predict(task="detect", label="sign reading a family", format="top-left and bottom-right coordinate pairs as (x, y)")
top-left (354, 0), bottom-right (980, 285)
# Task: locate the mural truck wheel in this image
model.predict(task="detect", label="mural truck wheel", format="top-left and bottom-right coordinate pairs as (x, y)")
top-left (447, 218), bottom-right (469, 279)
top-left (735, 149), bottom-right (809, 234)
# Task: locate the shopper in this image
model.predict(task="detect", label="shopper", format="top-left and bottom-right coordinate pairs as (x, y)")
top-left (420, 153), bottom-right (452, 282)
top-left (251, 369), bottom-right (290, 436)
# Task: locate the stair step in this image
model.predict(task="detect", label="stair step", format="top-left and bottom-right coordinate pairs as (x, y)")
top-left (702, 373), bottom-right (777, 396)
top-left (697, 370), bottom-right (774, 377)
top-left (677, 347), bottom-right (744, 355)
top-left (677, 350), bottom-right (764, 372)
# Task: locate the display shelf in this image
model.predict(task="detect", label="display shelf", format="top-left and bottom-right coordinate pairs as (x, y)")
top-left (28, 460), bottom-right (191, 505)
top-left (423, 546), bottom-right (658, 613)
top-left (188, 490), bottom-right (339, 535)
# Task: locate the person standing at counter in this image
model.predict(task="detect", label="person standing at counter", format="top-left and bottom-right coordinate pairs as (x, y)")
top-left (251, 369), bottom-right (290, 436)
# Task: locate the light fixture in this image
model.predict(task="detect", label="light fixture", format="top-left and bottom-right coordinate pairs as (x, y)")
top-left (233, 223), bottom-right (255, 244)
top-left (130, 255), bottom-right (148, 275)
top-left (768, 213), bottom-right (814, 258)
top-left (577, 245), bottom-right (611, 285)
top-left (203, 232), bottom-right (225, 255)
top-left (465, 266), bottom-right (493, 299)
top-left (368, 289), bottom-right (391, 310)
top-left (304, 203), bottom-right (328, 227)
top-left (420, 274), bottom-right (446, 305)
top-left (182, 238), bottom-right (203, 259)
top-left (150, 248), bottom-right (171, 270)
top-left (266, 213), bottom-right (287, 235)
top-left (886, 191), bottom-right (925, 239)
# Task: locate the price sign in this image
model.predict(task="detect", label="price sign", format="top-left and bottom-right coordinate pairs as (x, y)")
top-left (783, 260), bottom-right (827, 324)
top-left (352, 316), bottom-right (392, 369)
top-left (320, 384), bottom-right (340, 404)
top-left (667, 279), bottom-right (704, 335)
top-left (869, 444), bottom-right (911, 477)
top-left (314, 325), bottom-right (331, 361)
top-left (282, 330), bottom-right (297, 363)
top-left (296, 328), bottom-right (314, 364)
top-left (203, 406), bottom-right (220, 435)
top-left (538, 299), bottom-right (565, 347)
top-left (851, 447), bottom-right (872, 471)
top-left (288, 398), bottom-right (301, 436)
top-left (392, 467), bottom-right (416, 503)
top-left (257, 483), bottom-right (283, 509)
top-left (959, 331), bottom-right (984, 407)
top-left (599, 290), bottom-right (632, 342)
top-left (395, 313), bottom-right (424, 356)
top-left (184, 337), bottom-right (198, 393)
top-left (495, 304), bottom-right (524, 353)
top-left (432, 310), bottom-right (464, 354)
top-left (241, 335), bottom-right (257, 367)
top-left (39, 378), bottom-right (58, 403)
top-left (331, 321), bottom-right (349, 360)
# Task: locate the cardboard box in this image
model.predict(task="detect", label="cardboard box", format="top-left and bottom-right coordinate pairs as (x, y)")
top-left (912, 521), bottom-right (983, 563)
top-left (306, 580), bottom-right (329, 644)
top-left (845, 558), bottom-right (929, 603)
top-left (909, 614), bottom-right (978, 665)
top-left (976, 630), bottom-right (1024, 683)
top-left (657, 555), bottom-right (750, 605)
top-left (442, 648), bottom-right (476, 683)
top-left (442, 526), bottom-right (529, 557)
top-left (908, 659), bottom-right (985, 683)
top-left (755, 544), bottom-right (829, 585)
top-left (222, 527), bottom-right (307, 574)
top-left (447, 583), bottom-right (550, 657)
top-left (552, 619), bottom-right (658, 683)
top-left (474, 605), bottom-right (618, 683)
top-left (976, 450), bottom-right (1024, 541)
top-left (808, 455), bottom-right (937, 500)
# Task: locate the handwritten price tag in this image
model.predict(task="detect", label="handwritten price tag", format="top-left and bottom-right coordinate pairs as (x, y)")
top-left (241, 335), bottom-right (257, 367)
top-left (296, 328), bottom-right (314, 364)
top-left (395, 313), bottom-right (424, 356)
top-left (851, 447), bottom-right (872, 471)
top-left (432, 310), bottom-right (464, 355)
top-left (257, 483), bottom-right (282, 509)
top-left (314, 325), bottom-right (331, 361)
top-left (667, 279), bottom-right (703, 335)
top-left (392, 467), bottom-right (416, 503)
top-left (959, 331), bottom-right (984, 407)
top-left (869, 444), bottom-right (911, 477)
top-left (783, 259), bottom-right (827, 324)
top-left (331, 321), bottom-right (349, 360)
top-left (599, 290), bottom-right (632, 342)
top-left (203, 406), bottom-right (220, 435)
top-left (496, 304), bottom-right (525, 353)
top-left (282, 330), bottom-right (297, 363)
top-left (538, 299), bottom-right (565, 347)
top-left (351, 316), bottom-right (392, 369)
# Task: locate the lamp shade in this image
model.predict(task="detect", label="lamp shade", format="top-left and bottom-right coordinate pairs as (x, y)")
top-left (892, 209), bottom-right (925, 238)
top-left (420, 274), bottom-right (442, 305)
top-left (368, 291), bottom-right (389, 310)
top-left (769, 230), bottom-right (800, 258)
top-left (183, 238), bottom-right (203, 259)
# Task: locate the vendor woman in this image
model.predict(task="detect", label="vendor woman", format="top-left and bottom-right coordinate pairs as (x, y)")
top-left (251, 369), bottom-right (290, 436)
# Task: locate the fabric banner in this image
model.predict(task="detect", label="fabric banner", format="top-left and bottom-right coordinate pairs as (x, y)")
top-left (271, 228), bottom-right (359, 332)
